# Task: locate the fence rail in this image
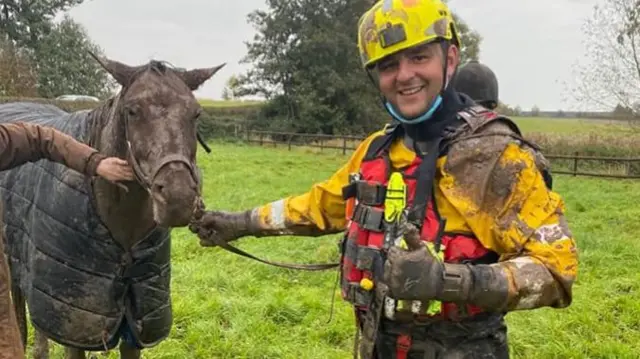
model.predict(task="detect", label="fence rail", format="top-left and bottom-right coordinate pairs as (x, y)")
top-left (237, 129), bottom-right (640, 179)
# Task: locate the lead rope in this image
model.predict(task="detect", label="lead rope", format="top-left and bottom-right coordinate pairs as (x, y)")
top-left (325, 265), bottom-right (341, 324)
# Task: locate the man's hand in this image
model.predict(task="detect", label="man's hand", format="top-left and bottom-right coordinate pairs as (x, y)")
top-left (188, 210), bottom-right (253, 247)
top-left (383, 244), bottom-right (445, 301)
top-left (95, 157), bottom-right (134, 182)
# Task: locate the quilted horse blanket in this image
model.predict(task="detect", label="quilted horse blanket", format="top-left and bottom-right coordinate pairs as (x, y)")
top-left (0, 102), bottom-right (172, 350)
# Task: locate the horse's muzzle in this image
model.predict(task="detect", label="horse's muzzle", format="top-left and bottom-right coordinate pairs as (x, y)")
top-left (150, 161), bottom-right (200, 227)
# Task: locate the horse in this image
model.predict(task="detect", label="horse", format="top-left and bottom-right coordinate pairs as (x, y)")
top-left (0, 53), bottom-right (224, 358)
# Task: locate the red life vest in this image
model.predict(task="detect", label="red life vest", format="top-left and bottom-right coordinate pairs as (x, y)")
top-left (339, 119), bottom-right (499, 322)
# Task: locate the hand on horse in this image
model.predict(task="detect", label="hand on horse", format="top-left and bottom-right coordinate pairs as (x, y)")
top-left (96, 157), bottom-right (134, 183)
top-left (188, 209), bottom-right (254, 247)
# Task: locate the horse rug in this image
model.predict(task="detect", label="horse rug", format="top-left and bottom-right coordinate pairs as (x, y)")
top-left (0, 102), bottom-right (172, 350)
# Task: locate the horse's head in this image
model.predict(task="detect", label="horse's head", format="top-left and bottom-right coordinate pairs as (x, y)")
top-left (90, 53), bottom-right (225, 227)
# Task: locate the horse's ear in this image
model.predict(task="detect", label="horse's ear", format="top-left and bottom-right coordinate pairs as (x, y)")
top-left (88, 51), bottom-right (137, 86)
top-left (178, 63), bottom-right (226, 91)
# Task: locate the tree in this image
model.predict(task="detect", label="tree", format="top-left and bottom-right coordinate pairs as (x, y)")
top-left (222, 75), bottom-right (241, 100)
top-left (0, 0), bottom-right (84, 50)
top-left (33, 15), bottom-right (115, 99)
top-left (236, 0), bottom-right (483, 135)
top-left (569, 0), bottom-right (640, 127)
top-left (514, 105), bottom-right (522, 116)
top-left (531, 105), bottom-right (540, 117)
top-left (0, 35), bottom-right (37, 96)
top-left (443, 0), bottom-right (482, 63)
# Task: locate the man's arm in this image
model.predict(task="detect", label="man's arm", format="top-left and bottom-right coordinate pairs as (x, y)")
top-left (191, 131), bottom-right (386, 244)
top-left (249, 159), bottom-right (361, 237)
top-left (0, 122), bottom-right (106, 176)
top-left (441, 136), bottom-right (577, 311)
top-left (480, 142), bottom-right (576, 310)
top-left (384, 133), bottom-right (577, 312)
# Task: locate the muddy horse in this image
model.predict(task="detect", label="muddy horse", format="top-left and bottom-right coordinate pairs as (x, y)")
top-left (0, 54), bottom-right (224, 358)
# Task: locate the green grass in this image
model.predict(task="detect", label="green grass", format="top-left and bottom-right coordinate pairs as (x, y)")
top-left (25, 141), bottom-right (640, 358)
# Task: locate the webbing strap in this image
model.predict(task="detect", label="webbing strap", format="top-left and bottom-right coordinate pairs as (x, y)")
top-left (396, 333), bottom-right (412, 359)
top-left (406, 137), bottom-right (443, 228)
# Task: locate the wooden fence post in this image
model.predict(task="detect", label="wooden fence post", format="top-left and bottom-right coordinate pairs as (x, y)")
top-left (573, 151), bottom-right (578, 176)
top-left (343, 137), bottom-right (347, 155)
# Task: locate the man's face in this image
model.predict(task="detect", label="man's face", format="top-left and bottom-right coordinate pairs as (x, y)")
top-left (375, 42), bottom-right (458, 119)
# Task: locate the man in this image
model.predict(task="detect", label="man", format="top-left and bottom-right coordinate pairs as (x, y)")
top-left (452, 60), bottom-right (499, 110)
top-left (0, 122), bottom-right (133, 359)
top-left (189, 0), bottom-right (577, 358)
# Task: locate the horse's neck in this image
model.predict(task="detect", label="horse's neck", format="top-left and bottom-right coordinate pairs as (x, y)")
top-left (88, 96), bottom-right (156, 250)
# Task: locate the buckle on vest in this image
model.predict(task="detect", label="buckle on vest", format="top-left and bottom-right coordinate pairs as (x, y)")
top-left (346, 282), bottom-right (373, 307)
top-left (356, 246), bottom-right (380, 272)
top-left (356, 181), bottom-right (386, 205)
top-left (352, 204), bottom-right (384, 232)
top-left (342, 181), bottom-right (387, 206)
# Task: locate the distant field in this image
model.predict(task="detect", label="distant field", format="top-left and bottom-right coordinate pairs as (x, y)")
top-left (196, 100), bottom-right (635, 135)
top-left (197, 98), bottom-right (264, 107)
top-left (511, 116), bottom-right (634, 135)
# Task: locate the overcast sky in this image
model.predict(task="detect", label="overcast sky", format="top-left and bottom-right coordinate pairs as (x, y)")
top-left (67, 0), bottom-right (600, 111)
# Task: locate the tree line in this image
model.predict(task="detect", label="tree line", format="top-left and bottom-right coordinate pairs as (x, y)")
top-left (1, 0), bottom-right (637, 133)
top-left (224, 0), bottom-right (640, 134)
top-left (0, 0), bottom-right (113, 99)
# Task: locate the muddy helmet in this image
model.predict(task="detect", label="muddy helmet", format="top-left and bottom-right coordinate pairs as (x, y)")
top-left (357, 0), bottom-right (460, 69)
top-left (452, 60), bottom-right (499, 109)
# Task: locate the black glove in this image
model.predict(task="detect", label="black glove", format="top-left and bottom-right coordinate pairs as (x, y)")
top-left (188, 210), bottom-right (255, 247)
top-left (383, 242), bottom-right (510, 310)
top-left (383, 245), bottom-right (446, 301)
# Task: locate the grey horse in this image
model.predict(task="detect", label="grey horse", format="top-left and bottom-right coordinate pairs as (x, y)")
top-left (0, 53), bottom-right (224, 358)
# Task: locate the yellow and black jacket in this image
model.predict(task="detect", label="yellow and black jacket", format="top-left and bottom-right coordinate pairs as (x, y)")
top-left (250, 105), bottom-right (577, 314)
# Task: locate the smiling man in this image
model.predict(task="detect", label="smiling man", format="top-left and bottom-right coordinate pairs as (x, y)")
top-left (189, 0), bottom-right (578, 358)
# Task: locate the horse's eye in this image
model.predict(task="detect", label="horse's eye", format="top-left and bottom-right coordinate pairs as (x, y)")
top-left (127, 108), bottom-right (137, 117)
top-left (194, 108), bottom-right (202, 120)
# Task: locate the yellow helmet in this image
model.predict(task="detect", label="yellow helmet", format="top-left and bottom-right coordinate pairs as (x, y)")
top-left (357, 0), bottom-right (461, 69)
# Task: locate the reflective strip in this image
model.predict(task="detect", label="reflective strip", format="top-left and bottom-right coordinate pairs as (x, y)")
top-left (269, 199), bottom-right (286, 229)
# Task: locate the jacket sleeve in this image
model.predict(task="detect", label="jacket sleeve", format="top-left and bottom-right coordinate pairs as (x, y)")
top-left (0, 122), bottom-right (106, 176)
top-left (440, 130), bottom-right (578, 311)
top-left (249, 132), bottom-right (384, 237)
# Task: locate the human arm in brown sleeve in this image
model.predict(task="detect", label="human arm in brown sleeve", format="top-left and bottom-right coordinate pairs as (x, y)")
top-left (0, 122), bottom-right (106, 176)
top-left (0, 122), bottom-right (108, 358)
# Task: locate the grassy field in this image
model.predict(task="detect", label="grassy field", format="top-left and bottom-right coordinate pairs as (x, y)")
top-left (26, 141), bottom-right (640, 358)
top-left (510, 116), bottom-right (634, 135)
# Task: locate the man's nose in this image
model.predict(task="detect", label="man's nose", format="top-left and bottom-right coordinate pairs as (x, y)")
top-left (396, 58), bottom-right (415, 82)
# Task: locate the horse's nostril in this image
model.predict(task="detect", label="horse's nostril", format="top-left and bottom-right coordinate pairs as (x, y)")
top-left (154, 184), bottom-right (165, 196)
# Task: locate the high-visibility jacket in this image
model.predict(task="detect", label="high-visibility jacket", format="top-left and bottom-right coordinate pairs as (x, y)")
top-left (253, 105), bottom-right (577, 314)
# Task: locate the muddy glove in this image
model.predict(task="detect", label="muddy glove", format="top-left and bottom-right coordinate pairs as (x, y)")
top-left (383, 229), bottom-right (510, 311)
top-left (188, 208), bottom-right (260, 247)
